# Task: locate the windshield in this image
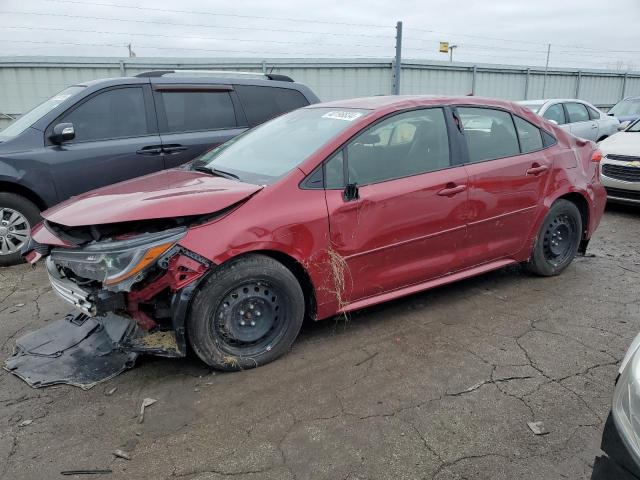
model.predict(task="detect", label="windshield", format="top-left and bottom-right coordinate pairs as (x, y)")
top-left (609, 98), bottom-right (640, 117)
top-left (195, 107), bottom-right (369, 184)
top-left (627, 119), bottom-right (640, 132)
top-left (519, 102), bottom-right (543, 114)
top-left (0, 86), bottom-right (85, 141)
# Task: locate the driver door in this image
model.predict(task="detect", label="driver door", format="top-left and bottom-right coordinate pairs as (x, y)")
top-left (324, 107), bottom-right (469, 303)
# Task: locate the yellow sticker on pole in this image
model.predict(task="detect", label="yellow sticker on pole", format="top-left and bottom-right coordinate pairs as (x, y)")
top-left (439, 41), bottom-right (449, 53)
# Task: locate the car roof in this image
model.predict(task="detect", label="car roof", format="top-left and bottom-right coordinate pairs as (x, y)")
top-left (76, 75), bottom-right (301, 89)
top-left (524, 98), bottom-right (589, 103)
top-left (306, 95), bottom-right (524, 111)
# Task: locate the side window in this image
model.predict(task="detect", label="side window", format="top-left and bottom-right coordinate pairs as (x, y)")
top-left (565, 103), bottom-right (589, 123)
top-left (60, 87), bottom-right (148, 142)
top-left (325, 151), bottom-right (345, 189)
top-left (235, 85), bottom-right (309, 126)
top-left (587, 105), bottom-right (601, 120)
top-left (513, 116), bottom-right (543, 153)
top-left (543, 104), bottom-right (566, 125)
top-left (160, 91), bottom-right (236, 133)
top-left (457, 107), bottom-right (519, 162)
top-left (345, 108), bottom-right (450, 185)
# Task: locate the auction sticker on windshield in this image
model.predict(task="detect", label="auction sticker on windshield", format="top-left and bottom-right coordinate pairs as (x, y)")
top-left (321, 111), bottom-right (363, 121)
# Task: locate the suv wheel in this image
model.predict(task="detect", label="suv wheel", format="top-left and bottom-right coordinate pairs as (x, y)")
top-left (187, 254), bottom-right (305, 371)
top-left (0, 193), bottom-right (40, 267)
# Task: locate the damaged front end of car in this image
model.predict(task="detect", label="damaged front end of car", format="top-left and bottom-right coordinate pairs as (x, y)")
top-left (7, 219), bottom-right (213, 389)
top-left (39, 218), bottom-right (214, 356)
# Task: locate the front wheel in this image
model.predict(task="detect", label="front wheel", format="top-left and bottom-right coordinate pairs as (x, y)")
top-left (526, 199), bottom-right (582, 276)
top-left (187, 254), bottom-right (305, 371)
top-left (0, 193), bottom-right (40, 267)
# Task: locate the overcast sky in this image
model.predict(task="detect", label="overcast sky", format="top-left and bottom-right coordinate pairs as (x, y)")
top-left (1, 0), bottom-right (639, 70)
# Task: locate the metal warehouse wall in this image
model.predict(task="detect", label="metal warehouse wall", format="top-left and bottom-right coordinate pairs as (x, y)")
top-left (1, 56), bottom-right (639, 129)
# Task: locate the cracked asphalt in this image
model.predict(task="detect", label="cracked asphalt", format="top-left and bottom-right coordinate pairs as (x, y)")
top-left (1, 204), bottom-right (639, 480)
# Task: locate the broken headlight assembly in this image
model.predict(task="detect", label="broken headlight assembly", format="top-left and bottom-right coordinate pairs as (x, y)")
top-left (612, 332), bottom-right (640, 468)
top-left (50, 228), bottom-right (186, 291)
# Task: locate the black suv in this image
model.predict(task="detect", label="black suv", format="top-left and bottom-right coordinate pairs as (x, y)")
top-left (0, 70), bottom-right (319, 265)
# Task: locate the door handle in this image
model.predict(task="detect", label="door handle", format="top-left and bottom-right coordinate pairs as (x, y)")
top-left (526, 165), bottom-right (549, 175)
top-left (136, 146), bottom-right (163, 155)
top-left (437, 183), bottom-right (466, 196)
top-left (163, 145), bottom-right (188, 154)
top-left (590, 124), bottom-right (598, 129)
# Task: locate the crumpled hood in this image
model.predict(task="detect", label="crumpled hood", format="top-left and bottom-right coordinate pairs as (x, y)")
top-left (43, 169), bottom-right (263, 227)
top-left (600, 132), bottom-right (640, 158)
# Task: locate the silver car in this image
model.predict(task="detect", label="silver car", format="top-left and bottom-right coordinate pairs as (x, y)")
top-left (519, 99), bottom-right (619, 142)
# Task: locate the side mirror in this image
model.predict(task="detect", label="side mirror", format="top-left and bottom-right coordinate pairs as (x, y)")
top-left (618, 121), bottom-right (630, 131)
top-left (49, 123), bottom-right (75, 144)
top-left (343, 183), bottom-right (359, 202)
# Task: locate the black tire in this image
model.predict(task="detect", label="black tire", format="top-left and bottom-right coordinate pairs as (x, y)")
top-left (187, 254), bottom-right (305, 371)
top-left (526, 199), bottom-right (582, 277)
top-left (0, 193), bottom-right (41, 267)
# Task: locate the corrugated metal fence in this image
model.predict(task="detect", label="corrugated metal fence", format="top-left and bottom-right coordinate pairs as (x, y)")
top-left (1, 56), bottom-right (640, 128)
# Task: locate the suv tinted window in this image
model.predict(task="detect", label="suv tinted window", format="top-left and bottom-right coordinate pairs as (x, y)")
top-left (458, 107), bottom-right (519, 162)
top-left (565, 103), bottom-right (589, 123)
top-left (235, 85), bottom-right (309, 126)
top-left (161, 91), bottom-right (236, 133)
top-left (344, 108), bottom-right (450, 185)
top-left (543, 104), bottom-right (566, 124)
top-left (513, 116), bottom-right (543, 153)
top-left (61, 87), bottom-right (148, 142)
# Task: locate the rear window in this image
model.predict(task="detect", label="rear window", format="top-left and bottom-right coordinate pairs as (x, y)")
top-left (587, 105), bottom-right (601, 120)
top-left (543, 104), bottom-right (566, 125)
top-left (565, 103), bottom-right (589, 123)
top-left (458, 107), bottom-right (520, 162)
top-left (235, 85), bottom-right (309, 126)
top-left (161, 91), bottom-right (237, 133)
top-left (513, 116), bottom-right (543, 153)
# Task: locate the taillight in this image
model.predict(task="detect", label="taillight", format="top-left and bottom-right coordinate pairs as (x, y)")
top-left (591, 149), bottom-right (603, 162)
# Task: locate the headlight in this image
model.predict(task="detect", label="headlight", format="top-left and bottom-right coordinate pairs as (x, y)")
top-left (613, 336), bottom-right (640, 466)
top-left (50, 228), bottom-right (185, 288)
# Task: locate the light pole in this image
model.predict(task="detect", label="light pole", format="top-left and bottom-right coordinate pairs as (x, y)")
top-left (449, 44), bottom-right (458, 62)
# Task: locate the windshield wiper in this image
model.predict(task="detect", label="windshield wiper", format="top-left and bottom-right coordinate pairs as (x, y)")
top-left (193, 164), bottom-right (239, 180)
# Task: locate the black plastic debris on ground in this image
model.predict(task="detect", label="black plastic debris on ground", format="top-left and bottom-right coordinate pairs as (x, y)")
top-left (4, 313), bottom-right (138, 390)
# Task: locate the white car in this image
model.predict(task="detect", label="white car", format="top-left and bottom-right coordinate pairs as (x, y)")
top-left (519, 99), bottom-right (620, 142)
top-left (599, 119), bottom-right (640, 205)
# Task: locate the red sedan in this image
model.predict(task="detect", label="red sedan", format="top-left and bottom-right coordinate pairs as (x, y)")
top-left (25, 95), bottom-right (606, 370)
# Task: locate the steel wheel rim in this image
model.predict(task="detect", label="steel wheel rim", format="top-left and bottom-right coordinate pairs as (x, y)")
top-left (542, 213), bottom-right (577, 266)
top-left (212, 280), bottom-right (286, 356)
top-left (0, 207), bottom-right (30, 256)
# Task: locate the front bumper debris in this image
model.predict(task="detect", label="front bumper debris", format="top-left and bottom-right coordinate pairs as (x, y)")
top-left (4, 309), bottom-right (191, 389)
top-left (4, 313), bottom-right (138, 390)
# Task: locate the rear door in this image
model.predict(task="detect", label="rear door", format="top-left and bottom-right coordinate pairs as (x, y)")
top-left (457, 106), bottom-right (552, 266)
top-left (152, 85), bottom-right (248, 169)
top-left (324, 107), bottom-right (469, 302)
top-left (565, 102), bottom-right (598, 141)
top-left (47, 84), bottom-right (164, 200)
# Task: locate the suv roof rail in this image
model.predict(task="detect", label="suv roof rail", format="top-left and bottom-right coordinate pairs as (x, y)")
top-left (134, 70), bottom-right (294, 82)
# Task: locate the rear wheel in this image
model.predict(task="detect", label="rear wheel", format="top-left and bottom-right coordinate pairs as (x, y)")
top-left (187, 254), bottom-right (304, 370)
top-left (526, 199), bottom-right (582, 276)
top-left (0, 193), bottom-right (40, 267)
